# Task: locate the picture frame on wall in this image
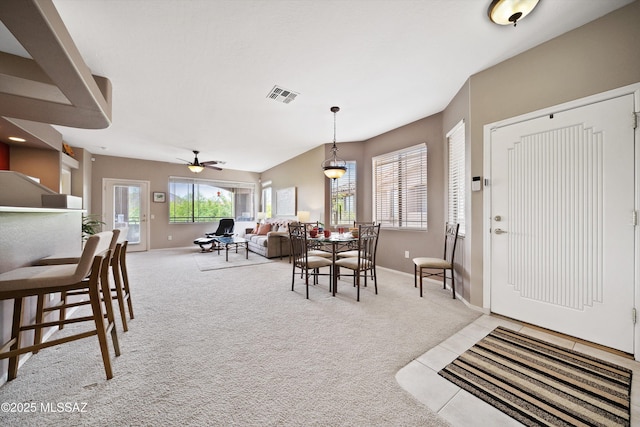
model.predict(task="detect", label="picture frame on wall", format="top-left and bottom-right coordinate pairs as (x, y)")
top-left (153, 192), bottom-right (166, 203)
top-left (275, 187), bottom-right (296, 216)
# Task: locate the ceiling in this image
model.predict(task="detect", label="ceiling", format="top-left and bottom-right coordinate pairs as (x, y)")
top-left (0, 0), bottom-right (634, 173)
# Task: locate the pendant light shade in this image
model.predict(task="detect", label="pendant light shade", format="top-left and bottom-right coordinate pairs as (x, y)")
top-left (488, 0), bottom-right (540, 26)
top-left (322, 106), bottom-right (347, 179)
top-left (188, 164), bottom-right (204, 173)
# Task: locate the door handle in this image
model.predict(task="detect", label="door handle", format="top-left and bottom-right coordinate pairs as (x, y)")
top-left (494, 228), bottom-right (508, 234)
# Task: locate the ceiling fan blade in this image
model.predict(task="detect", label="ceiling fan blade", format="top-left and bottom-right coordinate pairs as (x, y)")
top-left (200, 160), bottom-right (219, 165)
top-left (177, 157), bottom-right (191, 164)
top-left (204, 164), bottom-right (223, 171)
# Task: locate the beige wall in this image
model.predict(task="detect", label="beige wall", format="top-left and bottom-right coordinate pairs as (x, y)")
top-left (261, 145), bottom-right (327, 223)
top-left (361, 114), bottom-right (445, 273)
top-left (463, 0), bottom-right (640, 306)
top-left (90, 154), bottom-right (260, 249)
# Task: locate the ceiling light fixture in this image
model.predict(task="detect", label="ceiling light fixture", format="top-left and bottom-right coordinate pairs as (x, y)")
top-left (8, 136), bottom-right (26, 142)
top-left (321, 106), bottom-right (347, 180)
top-left (188, 150), bottom-right (205, 173)
top-left (488, 0), bottom-right (540, 26)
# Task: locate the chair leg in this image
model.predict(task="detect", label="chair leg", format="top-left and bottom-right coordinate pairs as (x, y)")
top-left (373, 268), bottom-right (378, 295)
top-left (419, 268), bottom-right (423, 298)
top-left (443, 269), bottom-right (446, 289)
top-left (100, 258), bottom-right (121, 357)
top-left (112, 257), bottom-right (128, 332)
top-left (7, 297), bottom-right (24, 381)
top-left (59, 291), bottom-right (67, 329)
top-left (451, 268), bottom-right (456, 299)
top-left (291, 263), bottom-right (296, 291)
top-left (414, 265), bottom-right (417, 288)
top-left (88, 277), bottom-right (114, 380)
top-left (304, 270), bottom-right (310, 299)
top-left (120, 243), bottom-right (134, 319)
top-left (33, 294), bottom-right (45, 354)
top-left (355, 270), bottom-right (360, 302)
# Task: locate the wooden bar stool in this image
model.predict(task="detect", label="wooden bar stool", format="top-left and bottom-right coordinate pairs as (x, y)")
top-left (34, 229), bottom-right (134, 333)
top-left (111, 240), bottom-right (134, 331)
top-left (0, 231), bottom-right (120, 381)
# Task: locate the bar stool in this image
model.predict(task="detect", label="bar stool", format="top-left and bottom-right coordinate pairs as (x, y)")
top-left (0, 231), bottom-right (120, 381)
top-left (111, 240), bottom-right (134, 331)
top-left (34, 229), bottom-right (134, 333)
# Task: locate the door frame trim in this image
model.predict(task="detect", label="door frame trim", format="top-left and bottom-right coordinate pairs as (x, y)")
top-left (483, 82), bottom-right (640, 357)
top-left (102, 178), bottom-right (150, 252)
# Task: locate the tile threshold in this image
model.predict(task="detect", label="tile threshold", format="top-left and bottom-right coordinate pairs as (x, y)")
top-left (396, 314), bottom-right (640, 427)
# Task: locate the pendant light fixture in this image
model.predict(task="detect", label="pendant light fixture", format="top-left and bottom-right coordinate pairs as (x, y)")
top-left (321, 106), bottom-right (347, 179)
top-left (488, 0), bottom-right (540, 26)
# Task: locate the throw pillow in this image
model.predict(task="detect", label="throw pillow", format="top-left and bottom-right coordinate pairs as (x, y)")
top-left (252, 223), bottom-right (260, 234)
top-left (257, 223), bottom-right (271, 235)
top-left (278, 225), bottom-right (288, 232)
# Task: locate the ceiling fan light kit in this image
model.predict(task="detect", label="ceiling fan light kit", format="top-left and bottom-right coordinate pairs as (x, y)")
top-left (488, 0), bottom-right (540, 26)
top-left (322, 106), bottom-right (347, 180)
top-left (185, 150), bottom-right (222, 173)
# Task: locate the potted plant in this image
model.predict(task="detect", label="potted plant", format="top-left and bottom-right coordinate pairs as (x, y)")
top-left (82, 214), bottom-right (105, 240)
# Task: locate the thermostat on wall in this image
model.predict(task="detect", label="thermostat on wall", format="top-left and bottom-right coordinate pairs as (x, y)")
top-left (472, 176), bottom-right (482, 192)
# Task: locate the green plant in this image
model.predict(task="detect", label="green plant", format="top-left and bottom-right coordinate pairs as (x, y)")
top-left (82, 214), bottom-right (105, 239)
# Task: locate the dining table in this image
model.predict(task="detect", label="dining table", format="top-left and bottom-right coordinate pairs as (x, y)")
top-left (308, 233), bottom-right (357, 296)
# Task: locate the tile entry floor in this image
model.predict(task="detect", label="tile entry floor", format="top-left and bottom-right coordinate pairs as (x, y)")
top-left (396, 314), bottom-right (640, 426)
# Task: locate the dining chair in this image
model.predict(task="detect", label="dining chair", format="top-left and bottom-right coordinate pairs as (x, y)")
top-left (336, 223), bottom-right (380, 281)
top-left (288, 224), bottom-right (333, 299)
top-left (412, 222), bottom-right (460, 299)
top-left (300, 221), bottom-right (332, 258)
top-left (0, 231), bottom-right (120, 381)
top-left (334, 224), bottom-right (380, 301)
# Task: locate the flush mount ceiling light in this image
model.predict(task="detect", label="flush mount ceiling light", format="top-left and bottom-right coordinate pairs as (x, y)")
top-left (488, 0), bottom-right (540, 26)
top-left (8, 136), bottom-right (26, 142)
top-left (321, 106), bottom-right (347, 180)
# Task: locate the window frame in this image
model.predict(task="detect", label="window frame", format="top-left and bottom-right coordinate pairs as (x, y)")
top-left (372, 143), bottom-right (428, 230)
top-left (330, 161), bottom-right (356, 227)
top-left (447, 120), bottom-right (465, 236)
top-left (168, 176), bottom-right (255, 223)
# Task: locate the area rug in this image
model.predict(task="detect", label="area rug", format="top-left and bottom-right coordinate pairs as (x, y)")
top-left (192, 250), bottom-right (275, 271)
top-left (438, 326), bottom-right (632, 427)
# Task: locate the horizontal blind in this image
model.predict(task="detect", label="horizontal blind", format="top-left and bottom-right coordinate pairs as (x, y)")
top-left (447, 120), bottom-right (465, 235)
top-left (373, 143), bottom-right (427, 229)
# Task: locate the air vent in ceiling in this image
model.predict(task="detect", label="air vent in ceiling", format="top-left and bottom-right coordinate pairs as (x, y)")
top-left (267, 85), bottom-right (298, 104)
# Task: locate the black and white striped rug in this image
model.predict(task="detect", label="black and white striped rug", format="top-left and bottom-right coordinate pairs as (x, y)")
top-left (438, 326), bottom-right (632, 426)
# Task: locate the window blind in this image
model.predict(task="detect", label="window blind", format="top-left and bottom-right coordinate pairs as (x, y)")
top-left (447, 120), bottom-right (465, 235)
top-left (372, 143), bottom-right (427, 229)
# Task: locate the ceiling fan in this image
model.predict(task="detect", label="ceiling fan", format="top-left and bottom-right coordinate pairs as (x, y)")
top-left (179, 150), bottom-right (224, 173)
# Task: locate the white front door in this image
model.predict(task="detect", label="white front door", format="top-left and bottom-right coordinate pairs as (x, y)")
top-left (489, 94), bottom-right (636, 353)
top-left (103, 179), bottom-right (149, 252)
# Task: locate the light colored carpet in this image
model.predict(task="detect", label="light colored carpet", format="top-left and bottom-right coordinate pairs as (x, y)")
top-left (0, 246), bottom-right (481, 426)
top-left (192, 247), bottom-right (274, 271)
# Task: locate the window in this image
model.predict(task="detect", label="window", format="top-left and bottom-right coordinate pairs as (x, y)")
top-left (447, 120), bottom-right (465, 235)
top-left (261, 186), bottom-right (272, 218)
top-left (330, 161), bottom-right (356, 226)
top-left (169, 177), bottom-right (255, 223)
top-left (373, 144), bottom-right (427, 229)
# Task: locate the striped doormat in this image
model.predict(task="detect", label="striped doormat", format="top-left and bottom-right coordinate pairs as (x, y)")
top-left (438, 327), bottom-right (632, 426)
